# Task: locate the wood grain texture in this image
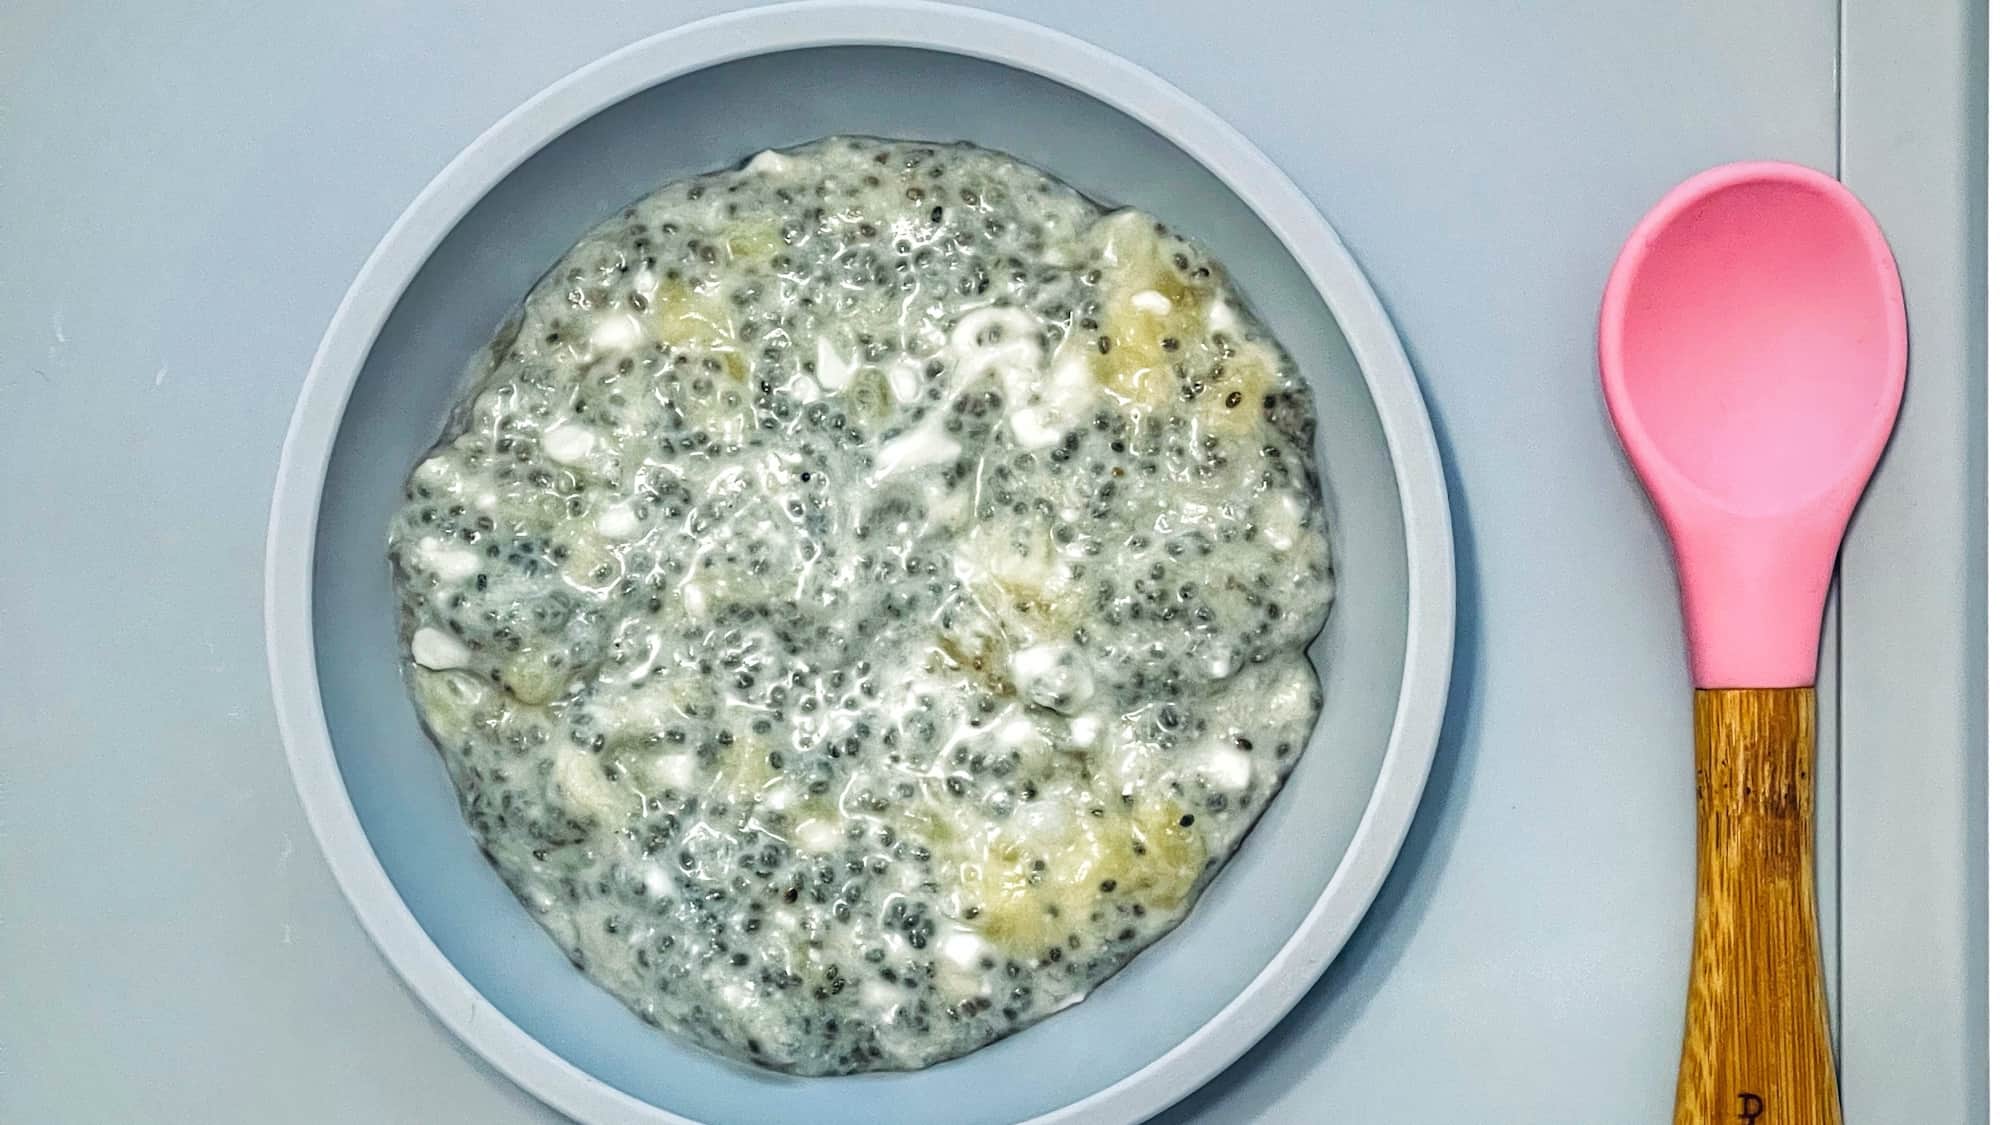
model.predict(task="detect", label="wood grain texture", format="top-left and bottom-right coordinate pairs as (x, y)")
top-left (1674, 688), bottom-right (1839, 1124)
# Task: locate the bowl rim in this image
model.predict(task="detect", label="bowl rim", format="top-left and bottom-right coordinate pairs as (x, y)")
top-left (263, 3), bottom-right (1455, 1122)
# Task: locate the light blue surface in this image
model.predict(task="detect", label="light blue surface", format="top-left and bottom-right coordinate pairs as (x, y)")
top-left (0, 1), bottom-right (1982, 1122)
top-left (1837, 4), bottom-right (1989, 1120)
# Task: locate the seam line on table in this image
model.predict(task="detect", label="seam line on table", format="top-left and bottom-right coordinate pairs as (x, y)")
top-left (1833, 0), bottom-right (1847, 1055)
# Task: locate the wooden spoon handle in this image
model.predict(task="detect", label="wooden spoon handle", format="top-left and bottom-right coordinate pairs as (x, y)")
top-left (1674, 688), bottom-right (1839, 1124)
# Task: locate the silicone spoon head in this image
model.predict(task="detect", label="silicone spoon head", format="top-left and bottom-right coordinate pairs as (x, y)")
top-left (1599, 162), bottom-right (1907, 688)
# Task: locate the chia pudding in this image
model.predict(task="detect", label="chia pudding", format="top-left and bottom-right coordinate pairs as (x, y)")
top-left (388, 136), bottom-right (1334, 1075)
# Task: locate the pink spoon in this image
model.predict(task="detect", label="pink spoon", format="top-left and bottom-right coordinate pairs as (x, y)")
top-left (1599, 162), bottom-right (1906, 1124)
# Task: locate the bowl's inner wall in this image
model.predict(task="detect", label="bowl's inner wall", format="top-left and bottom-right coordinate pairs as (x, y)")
top-left (313, 46), bottom-right (1407, 1125)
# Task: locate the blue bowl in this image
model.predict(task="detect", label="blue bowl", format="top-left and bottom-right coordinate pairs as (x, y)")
top-left (266, 5), bottom-right (1453, 1122)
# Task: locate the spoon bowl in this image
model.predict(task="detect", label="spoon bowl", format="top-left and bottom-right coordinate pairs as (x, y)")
top-left (1605, 165), bottom-right (1906, 511)
top-left (1602, 161), bottom-right (1907, 687)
